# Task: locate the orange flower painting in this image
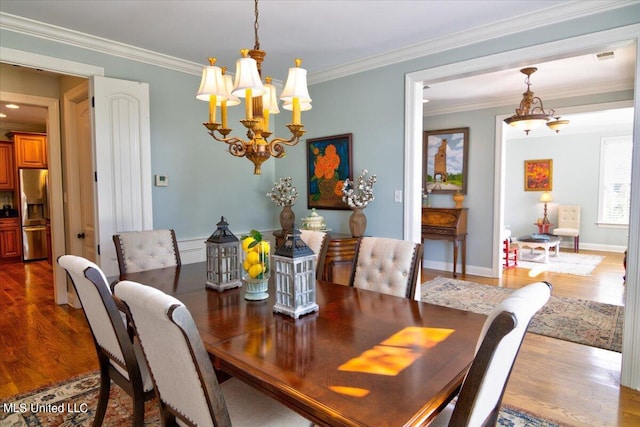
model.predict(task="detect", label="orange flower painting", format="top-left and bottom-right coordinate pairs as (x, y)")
top-left (307, 134), bottom-right (353, 210)
top-left (524, 159), bottom-right (553, 191)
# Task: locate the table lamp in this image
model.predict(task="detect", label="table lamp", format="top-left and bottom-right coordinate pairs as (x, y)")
top-left (539, 191), bottom-right (552, 224)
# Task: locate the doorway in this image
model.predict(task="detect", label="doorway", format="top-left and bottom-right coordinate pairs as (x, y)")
top-left (1, 50), bottom-right (104, 304)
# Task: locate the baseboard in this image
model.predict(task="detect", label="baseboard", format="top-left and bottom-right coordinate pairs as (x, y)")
top-left (563, 242), bottom-right (627, 253)
top-left (421, 260), bottom-right (493, 278)
top-left (177, 229), bottom-right (279, 265)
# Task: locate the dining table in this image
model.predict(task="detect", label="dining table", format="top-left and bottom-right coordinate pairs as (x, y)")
top-left (111, 262), bottom-right (486, 427)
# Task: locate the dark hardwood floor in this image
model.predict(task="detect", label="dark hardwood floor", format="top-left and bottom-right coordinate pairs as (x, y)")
top-left (1, 250), bottom-right (638, 425)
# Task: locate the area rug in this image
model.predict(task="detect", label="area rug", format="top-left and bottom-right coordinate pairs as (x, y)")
top-left (0, 372), bottom-right (559, 426)
top-left (422, 277), bottom-right (623, 352)
top-left (515, 249), bottom-right (604, 276)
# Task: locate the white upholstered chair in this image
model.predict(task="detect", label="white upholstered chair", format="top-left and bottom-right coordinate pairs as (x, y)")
top-left (553, 205), bottom-right (581, 252)
top-left (429, 281), bottom-right (552, 427)
top-left (113, 280), bottom-right (311, 427)
top-left (113, 229), bottom-right (181, 276)
top-left (57, 255), bottom-right (155, 427)
top-left (299, 230), bottom-right (329, 278)
top-left (349, 237), bottom-right (423, 299)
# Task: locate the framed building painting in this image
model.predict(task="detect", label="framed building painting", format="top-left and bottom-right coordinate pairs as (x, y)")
top-left (423, 127), bottom-right (469, 194)
top-left (307, 133), bottom-right (353, 210)
top-left (524, 159), bottom-right (553, 191)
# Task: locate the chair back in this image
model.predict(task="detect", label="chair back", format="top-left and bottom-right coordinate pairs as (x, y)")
top-left (113, 229), bottom-right (181, 275)
top-left (57, 255), bottom-right (149, 389)
top-left (114, 280), bottom-right (232, 427)
top-left (349, 237), bottom-right (423, 299)
top-left (557, 205), bottom-right (580, 229)
top-left (299, 230), bottom-right (329, 278)
top-left (448, 281), bottom-right (552, 426)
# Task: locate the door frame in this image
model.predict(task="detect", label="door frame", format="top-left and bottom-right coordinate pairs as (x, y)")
top-left (0, 47), bottom-right (104, 304)
top-left (404, 24), bottom-right (640, 389)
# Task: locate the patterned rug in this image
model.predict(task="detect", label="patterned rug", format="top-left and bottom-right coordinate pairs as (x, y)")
top-left (0, 372), bottom-right (559, 426)
top-left (422, 277), bottom-right (624, 352)
top-left (516, 249), bottom-right (604, 276)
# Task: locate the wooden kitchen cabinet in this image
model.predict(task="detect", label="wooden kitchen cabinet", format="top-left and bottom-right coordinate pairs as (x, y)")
top-left (9, 132), bottom-right (48, 168)
top-left (0, 217), bottom-right (22, 261)
top-left (0, 141), bottom-right (15, 189)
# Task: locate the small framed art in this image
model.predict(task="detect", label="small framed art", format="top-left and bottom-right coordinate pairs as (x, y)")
top-left (423, 127), bottom-right (469, 194)
top-left (524, 159), bottom-right (553, 191)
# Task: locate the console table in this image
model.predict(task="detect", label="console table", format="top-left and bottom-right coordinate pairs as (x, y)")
top-left (421, 208), bottom-right (468, 277)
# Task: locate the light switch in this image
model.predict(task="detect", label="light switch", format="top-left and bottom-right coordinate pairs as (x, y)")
top-left (155, 174), bottom-right (169, 187)
top-left (394, 190), bottom-right (402, 203)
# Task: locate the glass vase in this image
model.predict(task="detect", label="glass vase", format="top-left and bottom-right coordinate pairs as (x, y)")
top-left (242, 240), bottom-right (270, 301)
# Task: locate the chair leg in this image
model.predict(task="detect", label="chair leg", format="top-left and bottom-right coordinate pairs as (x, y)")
top-left (93, 365), bottom-right (111, 427)
top-left (132, 393), bottom-right (145, 427)
top-left (574, 236), bottom-right (579, 253)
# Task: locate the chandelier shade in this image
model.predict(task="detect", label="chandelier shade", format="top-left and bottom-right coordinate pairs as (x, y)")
top-left (504, 67), bottom-right (568, 135)
top-left (197, 0), bottom-right (311, 175)
top-left (280, 62), bottom-right (312, 103)
top-left (231, 52), bottom-right (266, 98)
top-left (220, 73), bottom-right (241, 107)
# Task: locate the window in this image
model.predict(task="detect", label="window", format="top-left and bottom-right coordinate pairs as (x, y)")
top-left (598, 136), bottom-right (632, 226)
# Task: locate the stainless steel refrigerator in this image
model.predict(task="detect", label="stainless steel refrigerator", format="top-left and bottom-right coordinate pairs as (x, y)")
top-left (19, 169), bottom-right (49, 261)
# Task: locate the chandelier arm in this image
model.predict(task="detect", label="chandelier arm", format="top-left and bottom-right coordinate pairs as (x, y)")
top-left (267, 141), bottom-right (286, 158)
top-left (207, 131), bottom-right (248, 157)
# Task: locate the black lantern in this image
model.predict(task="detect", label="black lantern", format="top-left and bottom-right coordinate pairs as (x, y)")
top-left (206, 216), bottom-right (242, 291)
top-left (273, 227), bottom-right (318, 318)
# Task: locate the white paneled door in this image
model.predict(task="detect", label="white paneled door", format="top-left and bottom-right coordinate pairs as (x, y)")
top-left (91, 76), bottom-right (153, 277)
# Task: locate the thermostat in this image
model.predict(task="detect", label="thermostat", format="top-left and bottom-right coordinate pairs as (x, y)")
top-left (155, 174), bottom-right (169, 187)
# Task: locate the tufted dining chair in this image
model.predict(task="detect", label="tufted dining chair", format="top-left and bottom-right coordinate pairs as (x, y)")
top-left (552, 205), bottom-right (581, 252)
top-left (57, 255), bottom-right (155, 427)
top-left (299, 230), bottom-right (330, 278)
top-left (348, 237), bottom-right (423, 299)
top-left (113, 280), bottom-right (312, 427)
top-left (113, 229), bottom-right (181, 276)
top-left (429, 281), bottom-right (552, 427)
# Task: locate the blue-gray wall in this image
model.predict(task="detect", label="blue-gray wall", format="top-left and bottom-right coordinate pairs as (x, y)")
top-left (1, 3), bottom-right (637, 271)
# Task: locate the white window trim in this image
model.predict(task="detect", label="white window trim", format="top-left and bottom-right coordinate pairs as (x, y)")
top-left (597, 135), bottom-right (632, 227)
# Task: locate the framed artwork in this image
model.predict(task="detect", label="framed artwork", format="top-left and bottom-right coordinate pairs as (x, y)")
top-left (524, 159), bottom-right (553, 191)
top-left (306, 133), bottom-right (353, 210)
top-left (423, 127), bottom-right (469, 194)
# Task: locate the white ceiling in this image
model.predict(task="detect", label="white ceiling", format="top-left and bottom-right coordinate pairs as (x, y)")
top-left (0, 0), bottom-right (637, 131)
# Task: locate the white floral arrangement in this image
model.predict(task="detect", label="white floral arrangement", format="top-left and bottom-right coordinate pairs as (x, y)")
top-left (266, 176), bottom-right (299, 207)
top-left (341, 169), bottom-right (377, 208)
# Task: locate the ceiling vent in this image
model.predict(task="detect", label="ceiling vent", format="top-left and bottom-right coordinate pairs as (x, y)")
top-left (595, 51), bottom-right (615, 61)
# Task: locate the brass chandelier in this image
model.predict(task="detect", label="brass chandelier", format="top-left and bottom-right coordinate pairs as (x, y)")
top-left (196, 0), bottom-right (311, 175)
top-left (504, 67), bottom-right (569, 135)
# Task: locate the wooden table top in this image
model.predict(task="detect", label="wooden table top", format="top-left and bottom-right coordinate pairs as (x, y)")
top-left (114, 262), bottom-right (486, 426)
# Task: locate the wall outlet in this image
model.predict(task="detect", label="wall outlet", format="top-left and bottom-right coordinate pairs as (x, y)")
top-left (394, 190), bottom-right (402, 203)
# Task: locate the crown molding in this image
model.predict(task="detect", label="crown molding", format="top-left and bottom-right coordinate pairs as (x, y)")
top-left (424, 79), bottom-right (635, 116)
top-left (309, 0), bottom-right (638, 84)
top-left (0, 12), bottom-right (202, 76)
top-left (1, 1), bottom-right (637, 82)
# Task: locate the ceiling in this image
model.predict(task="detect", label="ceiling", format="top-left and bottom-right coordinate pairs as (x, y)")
top-left (0, 1), bottom-right (637, 132)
